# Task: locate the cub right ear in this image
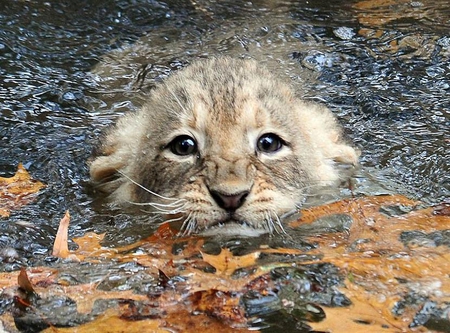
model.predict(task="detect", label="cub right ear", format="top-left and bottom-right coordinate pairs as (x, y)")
top-left (89, 135), bottom-right (127, 195)
top-left (88, 113), bottom-right (140, 195)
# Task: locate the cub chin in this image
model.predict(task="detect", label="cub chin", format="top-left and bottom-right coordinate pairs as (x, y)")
top-left (89, 57), bottom-right (358, 236)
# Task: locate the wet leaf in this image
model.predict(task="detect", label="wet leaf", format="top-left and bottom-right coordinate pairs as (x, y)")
top-left (201, 248), bottom-right (260, 276)
top-left (42, 308), bottom-right (168, 333)
top-left (0, 163), bottom-right (45, 217)
top-left (292, 196), bottom-right (450, 332)
top-left (354, 0), bottom-right (428, 26)
top-left (1, 195), bottom-right (449, 332)
top-left (17, 268), bottom-right (35, 294)
top-left (193, 289), bottom-right (247, 327)
top-left (310, 294), bottom-right (400, 333)
top-left (52, 211), bottom-right (71, 258)
top-left (71, 232), bottom-right (107, 260)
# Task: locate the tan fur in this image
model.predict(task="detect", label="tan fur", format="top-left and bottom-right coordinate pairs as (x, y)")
top-left (89, 57), bottom-right (358, 235)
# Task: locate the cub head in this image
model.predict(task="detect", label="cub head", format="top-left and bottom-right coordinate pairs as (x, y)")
top-left (90, 57), bottom-right (358, 235)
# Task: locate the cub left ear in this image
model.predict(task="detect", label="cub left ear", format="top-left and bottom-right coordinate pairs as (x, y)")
top-left (325, 132), bottom-right (360, 166)
top-left (298, 101), bottom-right (359, 166)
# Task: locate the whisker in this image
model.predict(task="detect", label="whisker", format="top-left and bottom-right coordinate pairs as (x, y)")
top-left (129, 202), bottom-right (187, 213)
top-left (147, 209), bottom-right (186, 216)
top-left (128, 200), bottom-right (186, 207)
top-left (263, 211), bottom-right (274, 234)
top-left (163, 215), bottom-right (185, 224)
top-left (179, 212), bottom-right (194, 237)
top-left (295, 182), bottom-right (337, 195)
top-left (185, 215), bottom-right (198, 236)
top-left (132, 202), bottom-right (187, 214)
top-left (116, 170), bottom-right (180, 202)
top-left (153, 208), bottom-right (187, 215)
top-left (271, 209), bottom-right (287, 235)
top-left (148, 207), bottom-right (186, 215)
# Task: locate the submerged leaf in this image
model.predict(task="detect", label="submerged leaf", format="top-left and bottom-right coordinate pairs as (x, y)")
top-left (2, 195), bottom-right (449, 332)
top-left (201, 248), bottom-right (260, 276)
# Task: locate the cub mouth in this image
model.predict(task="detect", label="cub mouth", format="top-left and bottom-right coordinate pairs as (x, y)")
top-left (199, 209), bottom-right (299, 237)
top-left (200, 220), bottom-right (268, 237)
top-left (165, 208), bottom-right (296, 237)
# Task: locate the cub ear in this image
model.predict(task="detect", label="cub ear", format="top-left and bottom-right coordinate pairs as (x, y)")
top-left (89, 135), bottom-right (127, 195)
top-left (299, 102), bottom-right (359, 166)
top-left (88, 113), bottom-right (143, 196)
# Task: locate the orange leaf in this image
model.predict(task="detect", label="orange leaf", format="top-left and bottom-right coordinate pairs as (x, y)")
top-left (310, 295), bottom-right (401, 333)
top-left (42, 308), bottom-right (168, 333)
top-left (293, 196), bottom-right (450, 331)
top-left (52, 211), bottom-right (71, 258)
top-left (0, 163), bottom-right (45, 217)
top-left (70, 232), bottom-right (107, 261)
top-left (193, 290), bottom-right (246, 326)
top-left (201, 248), bottom-right (260, 276)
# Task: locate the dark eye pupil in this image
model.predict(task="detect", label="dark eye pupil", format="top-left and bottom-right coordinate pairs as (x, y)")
top-left (170, 135), bottom-right (197, 156)
top-left (257, 134), bottom-right (283, 153)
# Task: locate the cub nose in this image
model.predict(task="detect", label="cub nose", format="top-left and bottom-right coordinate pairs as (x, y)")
top-left (209, 190), bottom-right (249, 211)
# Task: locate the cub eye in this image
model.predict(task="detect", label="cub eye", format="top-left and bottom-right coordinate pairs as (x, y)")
top-left (169, 135), bottom-right (197, 156)
top-left (257, 133), bottom-right (284, 153)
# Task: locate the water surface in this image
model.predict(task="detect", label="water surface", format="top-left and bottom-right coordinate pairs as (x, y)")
top-left (0, 0), bottom-right (448, 274)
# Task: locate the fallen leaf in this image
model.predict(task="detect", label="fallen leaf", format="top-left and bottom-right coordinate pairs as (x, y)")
top-left (2, 195), bottom-right (449, 332)
top-left (354, 0), bottom-right (426, 26)
top-left (42, 308), bottom-right (168, 333)
top-left (310, 293), bottom-right (401, 333)
top-left (193, 290), bottom-right (246, 326)
top-left (293, 196), bottom-right (450, 332)
top-left (52, 211), bottom-right (71, 258)
top-left (201, 248), bottom-right (260, 276)
top-left (17, 268), bottom-right (35, 294)
top-left (0, 163), bottom-right (45, 217)
top-left (69, 232), bottom-right (107, 261)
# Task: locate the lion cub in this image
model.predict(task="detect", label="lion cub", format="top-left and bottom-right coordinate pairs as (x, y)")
top-left (90, 57), bottom-right (358, 236)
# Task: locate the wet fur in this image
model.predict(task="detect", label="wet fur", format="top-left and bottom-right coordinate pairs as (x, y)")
top-left (89, 57), bottom-right (358, 235)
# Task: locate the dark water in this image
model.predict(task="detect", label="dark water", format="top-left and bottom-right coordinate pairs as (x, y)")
top-left (0, 0), bottom-right (449, 304)
top-left (1, 0), bottom-right (449, 258)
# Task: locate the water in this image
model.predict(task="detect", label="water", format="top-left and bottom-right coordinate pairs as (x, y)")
top-left (0, 0), bottom-right (449, 327)
top-left (0, 0), bottom-right (448, 257)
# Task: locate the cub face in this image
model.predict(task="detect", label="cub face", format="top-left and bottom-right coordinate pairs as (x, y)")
top-left (90, 57), bottom-right (358, 235)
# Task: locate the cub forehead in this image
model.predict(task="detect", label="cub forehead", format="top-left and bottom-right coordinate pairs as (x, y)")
top-left (171, 59), bottom-right (295, 127)
top-left (188, 93), bottom-right (274, 131)
top-left (154, 57), bottom-right (299, 148)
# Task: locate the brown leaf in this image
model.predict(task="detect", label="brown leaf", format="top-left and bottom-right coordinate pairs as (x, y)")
top-left (17, 268), bottom-right (35, 294)
top-left (0, 163), bottom-right (45, 217)
top-left (42, 308), bottom-right (168, 333)
top-left (193, 290), bottom-right (247, 327)
top-left (2, 195), bottom-right (448, 332)
top-left (70, 232), bottom-right (106, 261)
top-left (353, 0), bottom-right (426, 27)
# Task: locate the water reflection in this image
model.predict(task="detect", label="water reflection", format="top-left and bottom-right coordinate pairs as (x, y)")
top-left (0, 0), bottom-right (449, 261)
